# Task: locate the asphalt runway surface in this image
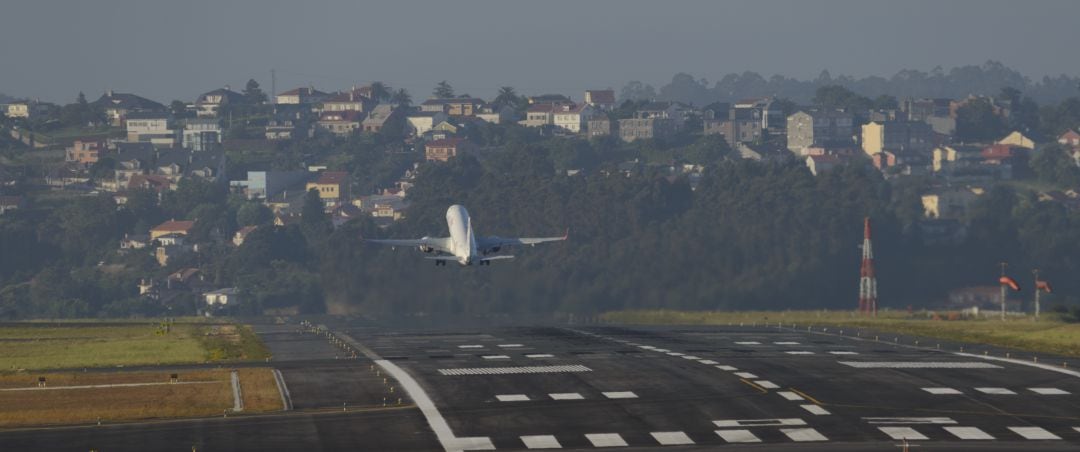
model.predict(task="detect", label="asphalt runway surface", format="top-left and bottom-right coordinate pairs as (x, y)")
top-left (3, 321), bottom-right (1080, 451)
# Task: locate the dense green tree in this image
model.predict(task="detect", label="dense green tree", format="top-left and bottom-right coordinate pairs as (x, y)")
top-left (391, 88), bottom-right (411, 106)
top-left (236, 202), bottom-right (273, 226)
top-left (243, 79), bottom-right (267, 104)
top-left (433, 81), bottom-right (455, 99)
top-left (955, 97), bottom-right (1007, 142)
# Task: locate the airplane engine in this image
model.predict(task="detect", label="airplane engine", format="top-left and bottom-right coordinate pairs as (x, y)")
top-left (418, 236), bottom-right (434, 253)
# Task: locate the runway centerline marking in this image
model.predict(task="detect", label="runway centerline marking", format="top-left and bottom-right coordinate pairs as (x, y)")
top-left (496, 394), bottom-right (530, 402)
top-left (774, 341), bottom-right (801, 345)
top-left (734, 372), bottom-right (758, 379)
top-left (735, 341), bottom-right (761, 345)
top-left (1008, 426), bottom-right (1061, 440)
top-left (944, 426), bottom-right (995, 440)
top-left (754, 380), bottom-right (779, 389)
top-left (699, 359), bottom-right (718, 365)
top-left (715, 418), bottom-right (806, 428)
top-left (520, 435), bottom-right (561, 449)
top-left (829, 351), bottom-right (859, 355)
top-left (785, 351), bottom-right (815, 355)
top-left (438, 364), bottom-right (592, 376)
top-left (715, 365), bottom-right (738, 371)
top-left (458, 345), bottom-right (484, 349)
top-left (878, 426), bottom-right (928, 441)
top-left (602, 391), bottom-right (638, 399)
top-left (650, 431), bottom-right (694, 445)
top-left (497, 344), bottom-right (524, 348)
top-left (525, 354), bottom-right (555, 358)
top-left (715, 429), bottom-right (761, 443)
top-left (481, 355), bottom-right (510, 360)
top-left (585, 433), bottom-right (628, 447)
top-left (549, 392), bottom-right (584, 400)
top-left (864, 417), bottom-right (957, 425)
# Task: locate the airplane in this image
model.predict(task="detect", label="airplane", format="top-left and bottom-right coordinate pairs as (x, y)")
top-left (364, 204), bottom-right (567, 266)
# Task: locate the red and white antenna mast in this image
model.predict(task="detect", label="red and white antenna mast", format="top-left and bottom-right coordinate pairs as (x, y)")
top-left (858, 217), bottom-right (878, 316)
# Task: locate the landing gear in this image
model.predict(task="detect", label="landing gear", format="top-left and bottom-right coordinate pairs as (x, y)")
top-left (434, 260), bottom-right (446, 267)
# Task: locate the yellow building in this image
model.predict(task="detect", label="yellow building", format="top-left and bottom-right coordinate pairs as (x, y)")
top-left (996, 131), bottom-right (1035, 150)
top-left (921, 188), bottom-right (980, 219)
top-left (305, 171), bottom-right (349, 203)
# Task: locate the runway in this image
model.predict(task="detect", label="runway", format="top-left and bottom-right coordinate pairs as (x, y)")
top-left (3, 321), bottom-right (1080, 450)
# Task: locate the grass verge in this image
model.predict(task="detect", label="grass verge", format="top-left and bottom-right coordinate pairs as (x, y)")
top-left (0, 368), bottom-right (282, 428)
top-left (602, 309), bottom-right (1080, 357)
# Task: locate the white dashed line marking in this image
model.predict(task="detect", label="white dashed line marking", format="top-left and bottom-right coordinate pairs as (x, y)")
top-left (458, 345), bottom-right (484, 349)
top-left (715, 429), bottom-right (761, 443)
top-left (774, 341), bottom-right (800, 345)
top-left (878, 427), bottom-right (928, 440)
top-left (715, 365), bottom-right (738, 371)
top-left (735, 341), bottom-right (761, 345)
top-left (481, 355), bottom-right (510, 360)
top-left (602, 391), bottom-right (638, 399)
top-left (755, 380), bottom-right (779, 389)
top-left (498, 344), bottom-right (524, 348)
top-left (650, 431), bottom-right (694, 445)
top-left (496, 394), bottom-right (530, 402)
top-left (839, 361), bottom-right (1001, 369)
top-left (945, 426), bottom-right (995, 440)
top-left (829, 351), bottom-right (859, 355)
top-left (681, 355), bottom-right (702, 360)
top-left (525, 354), bottom-right (555, 358)
top-left (699, 360), bottom-right (718, 365)
top-left (666, 352), bottom-right (685, 356)
top-left (733, 372), bottom-right (758, 379)
top-left (800, 404), bottom-right (830, 415)
top-left (975, 387), bottom-right (1016, 395)
top-left (785, 351), bottom-right (815, 355)
top-left (714, 418), bottom-right (806, 428)
top-left (1028, 387), bottom-right (1070, 395)
top-left (521, 435), bottom-right (562, 449)
top-left (654, 348), bottom-right (670, 352)
top-left (1008, 426), bottom-right (1061, 440)
top-left (549, 392), bottom-right (584, 400)
top-left (922, 387), bottom-right (962, 395)
top-left (585, 433), bottom-right (628, 447)
top-left (778, 391), bottom-right (804, 401)
top-left (438, 365), bottom-right (592, 376)
top-left (781, 427), bottom-right (828, 442)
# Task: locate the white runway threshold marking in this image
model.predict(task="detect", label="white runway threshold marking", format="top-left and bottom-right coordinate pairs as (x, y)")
top-left (1029, 387), bottom-right (1070, 395)
top-left (781, 427), bottom-right (828, 442)
top-left (715, 365), bottom-right (738, 371)
top-left (1008, 426), bottom-right (1061, 440)
top-left (496, 394), bottom-right (530, 402)
top-left (754, 380), bottom-right (779, 389)
top-left (864, 417), bottom-right (957, 425)
top-left (585, 433), bottom-right (628, 447)
top-left (945, 426), bottom-right (995, 440)
top-left (650, 431), bottom-right (695, 445)
top-left (922, 387), bottom-right (962, 395)
top-left (733, 372), bottom-right (758, 379)
top-left (778, 391), bottom-right (804, 401)
top-left (800, 404), bottom-right (830, 415)
top-left (377, 359), bottom-right (494, 451)
top-left (715, 429), bottom-right (761, 443)
top-left (520, 435), bottom-right (562, 449)
top-left (715, 418), bottom-right (806, 428)
top-left (838, 361), bottom-right (1001, 369)
top-left (439, 365), bottom-right (591, 376)
top-left (878, 427), bottom-right (928, 441)
top-left (549, 392), bottom-right (584, 400)
top-left (602, 391), bottom-right (638, 399)
top-left (975, 387), bottom-right (1017, 395)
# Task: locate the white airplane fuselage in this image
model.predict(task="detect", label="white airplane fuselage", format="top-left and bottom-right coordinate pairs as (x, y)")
top-left (446, 204), bottom-right (479, 265)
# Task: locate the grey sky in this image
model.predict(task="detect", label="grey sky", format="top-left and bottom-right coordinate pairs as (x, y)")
top-left (2, 0), bottom-right (1078, 104)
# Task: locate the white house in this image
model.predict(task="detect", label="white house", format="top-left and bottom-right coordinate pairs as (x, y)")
top-left (203, 288), bottom-right (240, 306)
top-left (406, 111), bottom-right (448, 137)
top-left (125, 112), bottom-right (177, 146)
top-left (552, 104), bottom-right (596, 133)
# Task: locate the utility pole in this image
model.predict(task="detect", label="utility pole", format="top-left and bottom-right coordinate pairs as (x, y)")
top-left (271, 68), bottom-right (277, 105)
top-left (1033, 269), bottom-right (1041, 320)
top-left (858, 217), bottom-right (878, 316)
top-left (999, 262), bottom-right (1007, 321)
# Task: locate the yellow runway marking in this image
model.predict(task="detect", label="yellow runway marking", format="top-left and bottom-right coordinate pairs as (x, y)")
top-left (788, 388), bottom-right (824, 405)
top-left (740, 379), bottom-right (768, 394)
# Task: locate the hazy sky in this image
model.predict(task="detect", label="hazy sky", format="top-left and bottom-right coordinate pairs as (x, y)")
top-left (2, 0), bottom-right (1078, 104)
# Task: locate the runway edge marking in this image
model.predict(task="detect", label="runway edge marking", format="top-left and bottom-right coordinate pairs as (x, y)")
top-left (339, 332), bottom-right (494, 451)
top-left (272, 368), bottom-right (294, 411)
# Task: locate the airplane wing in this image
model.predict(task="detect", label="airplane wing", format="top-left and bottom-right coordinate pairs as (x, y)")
top-left (477, 229), bottom-right (568, 250)
top-left (365, 236), bottom-right (453, 253)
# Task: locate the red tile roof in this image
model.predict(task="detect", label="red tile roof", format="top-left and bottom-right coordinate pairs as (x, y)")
top-left (315, 171), bottom-right (349, 185)
top-left (981, 144), bottom-right (1022, 160)
top-left (152, 220), bottom-right (195, 233)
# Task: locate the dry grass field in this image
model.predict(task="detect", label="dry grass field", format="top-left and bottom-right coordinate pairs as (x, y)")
top-left (603, 309), bottom-right (1080, 357)
top-left (0, 369), bottom-right (282, 428)
top-left (0, 322), bottom-right (270, 371)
